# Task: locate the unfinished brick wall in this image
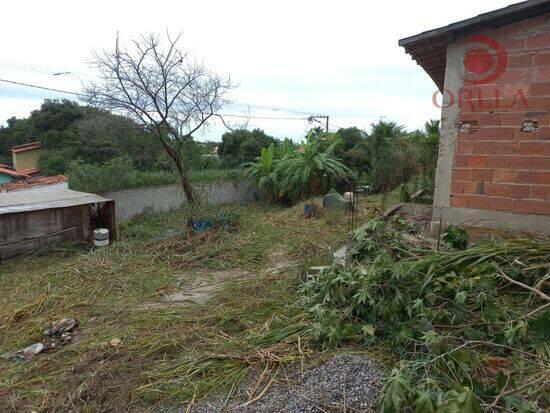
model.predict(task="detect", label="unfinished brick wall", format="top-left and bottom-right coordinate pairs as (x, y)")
top-left (450, 14), bottom-right (550, 217)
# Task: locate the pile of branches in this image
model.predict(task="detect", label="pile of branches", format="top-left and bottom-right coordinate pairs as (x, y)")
top-left (300, 220), bottom-right (549, 412)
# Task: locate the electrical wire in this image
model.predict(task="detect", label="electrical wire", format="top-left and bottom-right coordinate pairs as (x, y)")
top-left (0, 58), bottom-right (334, 119)
top-left (0, 78), bottom-right (82, 96)
top-left (0, 58), bottom-right (95, 79)
top-left (0, 75), bottom-right (367, 131)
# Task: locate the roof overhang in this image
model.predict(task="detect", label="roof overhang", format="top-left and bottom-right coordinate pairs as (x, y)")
top-left (398, 0), bottom-right (550, 91)
top-left (0, 186), bottom-right (112, 215)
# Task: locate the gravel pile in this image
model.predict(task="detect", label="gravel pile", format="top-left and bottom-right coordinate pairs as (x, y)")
top-left (188, 353), bottom-right (384, 413)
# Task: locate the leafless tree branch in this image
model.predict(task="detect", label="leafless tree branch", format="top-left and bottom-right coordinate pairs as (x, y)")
top-left (83, 32), bottom-right (234, 204)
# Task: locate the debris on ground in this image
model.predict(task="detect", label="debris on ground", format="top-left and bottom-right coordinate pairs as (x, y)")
top-left (15, 317), bottom-right (78, 360)
top-left (303, 203), bottom-right (321, 219)
top-left (187, 353), bottom-right (384, 413)
top-left (16, 343), bottom-right (46, 360)
top-left (109, 338), bottom-right (122, 347)
top-left (43, 317), bottom-right (78, 337)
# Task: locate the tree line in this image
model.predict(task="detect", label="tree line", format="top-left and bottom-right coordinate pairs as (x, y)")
top-left (0, 99), bottom-right (440, 200)
top-left (242, 120), bottom-right (440, 204)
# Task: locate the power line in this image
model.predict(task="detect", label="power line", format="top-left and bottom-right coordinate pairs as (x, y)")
top-left (0, 76), bottom-right (368, 130)
top-left (228, 102), bottom-right (316, 117)
top-left (0, 58), bottom-right (333, 118)
top-left (0, 78), bottom-right (82, 96)
top-left (221, 113), bottom-right (308, 120)
top-left (0, 58), bottom-right (95, 79)
top-left (0, 78), bottom-right (315, 123)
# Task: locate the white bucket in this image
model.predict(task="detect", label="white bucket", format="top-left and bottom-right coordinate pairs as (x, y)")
top-left (93, 228), bottom-right (110, 247)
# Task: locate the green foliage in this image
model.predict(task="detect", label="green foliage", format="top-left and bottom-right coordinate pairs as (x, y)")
top-left (276, 138), bottom-right (295, 159)
top-left (275, 134), bottom-right (352, 202)
top-left (399, 183), bottom-right (412, 202)
top-left (301, 224), bottom-right (550, 411)
top-left (366, 121), bottom-right (414, 192)
top-left (361, 120), bottom-right (440, 195)
top-left (391, 215), bottom-right (420, 234)
top-left (0, 99), bottom-right (165, 172)
top-left (68, 156), bottom-right (242, 193)
top-left (243, 134), bottom-right (352, 203)
top-left (218, 128), bottom-right (276, 167)
top-left (243, 143), bottom-right (278, 201)
top-left (441, 225), bottom-right (469, 250)
top-left (37, 150), bottom-right (70, 175)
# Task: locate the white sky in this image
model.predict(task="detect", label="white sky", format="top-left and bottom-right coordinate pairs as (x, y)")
top-left (0, 0), bottom-right (513, 141)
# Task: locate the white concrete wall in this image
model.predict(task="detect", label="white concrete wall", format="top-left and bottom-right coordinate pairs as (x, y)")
top-left (103, 180), bottom-right (258, 220)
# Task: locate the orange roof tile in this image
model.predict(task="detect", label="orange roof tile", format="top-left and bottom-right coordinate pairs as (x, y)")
top-left (0, 166), bottom-right (28, 178)
top-left (1, 175), bottom-right (66, 191)
top-left (11, 141), bottom-right (41, 153)
top-left (17, 167), bottom-right (40, 175)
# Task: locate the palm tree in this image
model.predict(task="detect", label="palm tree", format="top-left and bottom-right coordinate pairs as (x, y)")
top-left (243, 143), bottom-right (278, 201)
top-left (366, 120), bottom-right (408, 195)
top-left (369, 120), bottom-right (405, 140)
top-left (424, 119), bottom-right (440, 136)
top-left (275, 134), bottom-right (352, 202)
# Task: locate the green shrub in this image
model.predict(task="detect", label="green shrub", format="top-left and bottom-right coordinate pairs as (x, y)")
top-left (274, 134), bottom-right (352, 202)
top-left (441, 225), bottom-right (468, 250)
top-left (67, 156), bottom-right (243, 193)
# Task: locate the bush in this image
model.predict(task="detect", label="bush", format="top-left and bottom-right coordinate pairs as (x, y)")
top-left (38, 150), bottom-right (71, 175)
top-left (441, 224), bottom-right (469, 250)
top-left (67, 156), bottom-right (243, 193)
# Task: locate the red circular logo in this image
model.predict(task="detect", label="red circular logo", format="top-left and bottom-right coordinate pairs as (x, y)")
top-left (463, 35), bottom-right (508, 85)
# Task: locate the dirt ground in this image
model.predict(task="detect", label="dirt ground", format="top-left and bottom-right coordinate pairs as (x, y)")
top-left (393, 202), bottom-right (433, 235)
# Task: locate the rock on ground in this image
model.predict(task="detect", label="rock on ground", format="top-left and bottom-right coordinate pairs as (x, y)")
top-left (188, 353), bottom-right (384, 413)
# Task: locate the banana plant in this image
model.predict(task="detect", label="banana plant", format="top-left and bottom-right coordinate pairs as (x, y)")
top-left (275, 133), bottom-right (352, 202)
top-left (243, 143), bottom-right (278, 201)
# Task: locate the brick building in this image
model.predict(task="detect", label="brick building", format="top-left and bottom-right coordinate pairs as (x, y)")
top-left (400, 0), bottom-right (550, 234)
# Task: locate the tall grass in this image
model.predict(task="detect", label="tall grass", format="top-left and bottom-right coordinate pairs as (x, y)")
top-left (0, 200), bottom-right (374, 411)
top-left (67, 157), bottom-right (243, 193)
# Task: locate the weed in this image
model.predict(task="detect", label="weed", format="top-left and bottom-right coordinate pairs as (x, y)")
top-left (441, 224), bottom-right (469, 250)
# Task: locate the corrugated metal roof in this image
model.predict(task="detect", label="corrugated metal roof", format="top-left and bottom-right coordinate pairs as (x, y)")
top-left (0, 185), bottom-right (111, 215)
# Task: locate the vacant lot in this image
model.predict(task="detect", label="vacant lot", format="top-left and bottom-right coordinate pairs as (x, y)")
top-left (0, 200), bottom-right (374, 412)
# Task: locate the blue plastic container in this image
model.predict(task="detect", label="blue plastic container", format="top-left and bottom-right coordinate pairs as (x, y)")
top-left (192, 219), bottom-right (213, 233)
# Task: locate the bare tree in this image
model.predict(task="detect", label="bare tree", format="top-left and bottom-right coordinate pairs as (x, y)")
top-left (84, 32), bottom-right (233, 205)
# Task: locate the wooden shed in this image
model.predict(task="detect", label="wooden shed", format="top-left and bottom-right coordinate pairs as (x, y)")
top-left (0, 186), bottom-right (115, 262)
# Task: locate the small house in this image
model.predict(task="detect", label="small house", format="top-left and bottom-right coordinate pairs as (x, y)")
top-left (0, 185), bottom-right (115, 262)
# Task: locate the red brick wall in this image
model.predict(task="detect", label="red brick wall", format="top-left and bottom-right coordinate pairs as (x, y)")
top-left (450, 14), bottom-right (550, 216)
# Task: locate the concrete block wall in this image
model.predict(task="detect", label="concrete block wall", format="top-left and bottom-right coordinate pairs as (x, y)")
top-left (103, 180), bottom-right (258, 220)
top-left (433, 13), bottom-right (550, 234)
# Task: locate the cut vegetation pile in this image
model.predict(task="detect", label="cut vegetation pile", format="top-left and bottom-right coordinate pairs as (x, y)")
top-left (299, 218), bottom-right (550, 412)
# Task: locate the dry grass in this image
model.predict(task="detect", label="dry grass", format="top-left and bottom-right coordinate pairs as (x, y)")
top-left (0, 199), bottom-right (375, 412)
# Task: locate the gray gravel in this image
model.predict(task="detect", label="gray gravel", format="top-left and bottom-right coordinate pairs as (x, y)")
top-left (186, 353), bottom-right (384, 413)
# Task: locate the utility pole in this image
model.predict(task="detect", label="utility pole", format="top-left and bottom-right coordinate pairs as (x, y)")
top-left (308, 115), bottom-right (329, 132)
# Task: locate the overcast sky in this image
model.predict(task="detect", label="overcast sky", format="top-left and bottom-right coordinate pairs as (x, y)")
top-left (0, 0), bottom-right (513, 141)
